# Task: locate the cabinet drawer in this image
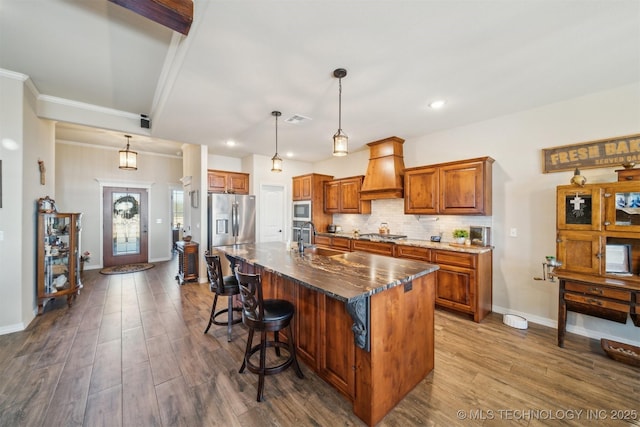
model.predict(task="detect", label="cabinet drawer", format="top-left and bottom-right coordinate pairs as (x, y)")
top-left (564, 281), bottom-right (631, 302)
top-left (395, 245), bottom-right (431, 261)
top-left (314, 235), bottom-right (331, 246)
top-left (351, 240), bottom-right (394, 256)
top-left (332, 237), bottom-right (351, 250)
top-left (433, 250), bottom-right (476, 268)
top-left (564, 293), bottom-right (630, 312)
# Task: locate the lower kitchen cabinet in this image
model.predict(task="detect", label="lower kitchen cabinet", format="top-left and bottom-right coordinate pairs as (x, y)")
top-left (432, 249), bottom-right (492, 322)
top-left (254, 267), bottom-right (355, 400)
top-left (315, 238), bottom-right (493, 323)
top-left (393, 244), bottom-right (492, 323)
top-left (319, 294), bottom-right (356, 399)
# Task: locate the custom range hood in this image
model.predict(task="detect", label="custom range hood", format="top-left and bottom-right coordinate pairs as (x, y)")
top-left (360, 136), bottom-right (406, 200)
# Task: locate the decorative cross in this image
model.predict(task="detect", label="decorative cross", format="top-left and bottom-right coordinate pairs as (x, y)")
top-left (570, 194), bottom-right (584, 211)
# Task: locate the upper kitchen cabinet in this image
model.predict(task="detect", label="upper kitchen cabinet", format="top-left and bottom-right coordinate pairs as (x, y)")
top-left (404, 166), bottom-right (438, 214)
top-left (405, 157), bottom-right (494, 215)
top-left (324, 176), bottom-right (371, 214)
top-left (208, 170), bottom-right (249, 194)
top-left (292, 173), bottom-right (333, 201)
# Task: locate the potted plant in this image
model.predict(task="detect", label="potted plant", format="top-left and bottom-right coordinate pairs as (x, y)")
top-left (452, 229), bottom-right (469, 244)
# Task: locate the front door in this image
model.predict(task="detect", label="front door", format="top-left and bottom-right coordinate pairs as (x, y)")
top-left (103, 187), bottom-right (148, 267)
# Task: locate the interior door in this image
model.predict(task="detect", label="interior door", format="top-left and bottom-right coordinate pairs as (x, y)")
top-left (103, 187), bottom-right (148, 267)
top-left (260, 185), bottom-right (285, 242)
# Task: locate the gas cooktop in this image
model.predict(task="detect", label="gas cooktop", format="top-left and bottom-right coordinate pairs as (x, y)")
top-left (358, 233), bottom-right (407, 240)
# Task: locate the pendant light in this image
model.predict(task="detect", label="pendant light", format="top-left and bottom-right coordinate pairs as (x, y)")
top-left (332, 68), bottom-right (348, 156)
top-left (118, 135), bottom-right (137, 170)
top-left (271, 111), bottom-right (283, 172)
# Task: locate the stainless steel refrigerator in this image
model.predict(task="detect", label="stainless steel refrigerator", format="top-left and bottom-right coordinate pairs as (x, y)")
top-left (207, 193), bottom-right (256, 249)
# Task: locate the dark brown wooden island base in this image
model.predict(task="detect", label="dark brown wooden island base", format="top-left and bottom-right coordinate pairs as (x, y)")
top-left (219, 242), bottom-right (438, 426)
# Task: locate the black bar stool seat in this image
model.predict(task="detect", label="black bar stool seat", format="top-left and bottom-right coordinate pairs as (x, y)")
top-left (235, 268), bottom-right (304, 401)
top-left (204, 252), bottom-right (242, 342)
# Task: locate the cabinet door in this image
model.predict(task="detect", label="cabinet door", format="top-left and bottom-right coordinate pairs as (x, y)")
top-left (319, 294), bottom-right (355, 399)
top-left (434, 265), bottom-right (475, 314)
top-left (296, 285), bottom-right (321, 369)
top-left (293, 176), bottom-right (312, 200)
top-left (404, 167), bottom-right (438, 214)
top-left (293, 177), bottom-right (303, 200)
top-left (556, 231), bottom-right (602, 275)
top-left (557, 186), bottom-right (602, 231)
top-left (603, 183), bottom-right (640, 232)
top-left (324, 181), bottom-right (340, 213)
top-left (439, 160), bottom-right (487, 215)
top-left (227, 172), bottom-right (249, 194)
top-left (207, 171), bottom-right (228, 193)
top-left (339, 178), bottom-right (362, 213)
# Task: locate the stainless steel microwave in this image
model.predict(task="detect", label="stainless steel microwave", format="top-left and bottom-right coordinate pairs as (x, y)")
top-left (293, 200), bottom-right (312, 222)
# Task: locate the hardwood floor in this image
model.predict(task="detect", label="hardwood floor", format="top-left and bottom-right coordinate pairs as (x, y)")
top-left (1, 258), bottom-right (638, 426)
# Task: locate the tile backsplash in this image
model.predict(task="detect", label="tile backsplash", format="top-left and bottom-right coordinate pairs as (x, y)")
top-left (332, 198), bottom-right (492, 242)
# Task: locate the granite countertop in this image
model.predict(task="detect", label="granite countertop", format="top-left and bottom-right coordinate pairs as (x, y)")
top-left (217, 242), bottom-right (439, 302)
top-left (316, 232), bottom-right (493, 254)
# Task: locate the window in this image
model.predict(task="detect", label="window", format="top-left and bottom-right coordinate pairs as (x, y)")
top-left (172, 189), bottom-right (184, 230)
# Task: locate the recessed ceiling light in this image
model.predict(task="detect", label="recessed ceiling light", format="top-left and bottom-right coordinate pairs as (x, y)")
top-left (286, 152), bottom-right (294, 158)
top-left (429, 100), bottom-right (446, 109)
top-left (226, 140), bottom-right (236, 147)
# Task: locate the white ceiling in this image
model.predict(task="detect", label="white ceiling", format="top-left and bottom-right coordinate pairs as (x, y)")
top-left (1, 0), bottom-right (639, 162)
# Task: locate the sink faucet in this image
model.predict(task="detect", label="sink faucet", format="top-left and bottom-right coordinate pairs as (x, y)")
top-left (298, 221), bottom-right (316, 254)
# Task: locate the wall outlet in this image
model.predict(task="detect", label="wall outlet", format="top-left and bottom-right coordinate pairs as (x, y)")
top-left (510, 228), bottom-right (518, 237)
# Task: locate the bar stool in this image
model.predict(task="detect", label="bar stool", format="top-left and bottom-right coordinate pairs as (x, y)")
top-left (203, 252), bottom-right (242, 342)
top-left (234, 268), bottom-right (304, 401)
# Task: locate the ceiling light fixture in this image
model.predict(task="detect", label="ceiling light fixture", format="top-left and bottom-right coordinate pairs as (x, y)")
top-left (271, 111), bottom-right (283, 172)
top-left (332, 68), bottom-right (348, 156)
top-left (118, 134), bottom-right (137, 170)
top-left (429, 100), bottom-right (446, 109)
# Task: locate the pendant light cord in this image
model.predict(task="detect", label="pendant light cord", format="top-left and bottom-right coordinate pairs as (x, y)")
top-left (338, 77), bottom-right (342, 131)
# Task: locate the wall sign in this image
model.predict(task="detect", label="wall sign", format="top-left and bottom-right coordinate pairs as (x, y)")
top-left (542, 133), bottom-right (640, 173)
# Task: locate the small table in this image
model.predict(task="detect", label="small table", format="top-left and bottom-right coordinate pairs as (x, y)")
top-left (555, 271), bottom-right (640, 347)
top-left (175, 241), bottom-right (199, 284)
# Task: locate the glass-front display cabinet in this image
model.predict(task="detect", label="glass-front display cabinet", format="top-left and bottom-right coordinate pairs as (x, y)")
top-left (37, 210), bottom-right (82, 314)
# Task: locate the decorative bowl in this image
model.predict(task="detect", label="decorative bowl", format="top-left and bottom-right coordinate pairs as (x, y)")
top-left (601, 338), bottom-right (640, 367)
top-left (183, 235), bottom-right (192, 242)
top-left (622, 162), bottom-right (636, 169)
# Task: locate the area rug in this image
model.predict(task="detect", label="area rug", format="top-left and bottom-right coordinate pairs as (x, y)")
top-left (100, 263), bottom-right (155, 275)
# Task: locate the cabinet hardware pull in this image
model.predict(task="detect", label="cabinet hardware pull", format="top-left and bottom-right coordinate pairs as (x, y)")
top-left (595, 252), bottom-right (602, 259)
top-left (603, 221), bottom-right (611, 226)
top-left (586, 298), bottom-right (602, 306)
top-left (588, 287), bottom-right (603, 295)
top-left (604, 193), bottom-right (611, 197)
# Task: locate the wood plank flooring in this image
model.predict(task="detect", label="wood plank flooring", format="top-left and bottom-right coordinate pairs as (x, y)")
top-left (1, 258), bottom-right (638, 426)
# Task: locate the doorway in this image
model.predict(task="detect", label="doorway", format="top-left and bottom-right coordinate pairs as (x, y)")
top-left (103, 186), bottom-right (149, 267)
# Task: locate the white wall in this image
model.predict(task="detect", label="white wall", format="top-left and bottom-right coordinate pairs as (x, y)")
top-left (0, 72), bottom-right (55, 333)
top-left (314, 83), bottom-right (640, 344)
top-left (55, 142), bottom-right (182, 268)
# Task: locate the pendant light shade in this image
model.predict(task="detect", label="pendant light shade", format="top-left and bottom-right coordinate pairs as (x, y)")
top-left (119, 135), bottom-right (137, 170)
top-left (271, 111), bottom-right (283, 172)
top-left (332, 68), bottom-right (348, 156)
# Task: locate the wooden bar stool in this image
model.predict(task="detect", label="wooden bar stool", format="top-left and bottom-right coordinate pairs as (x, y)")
top-left (203, 252), bottom-right (242, 342)
top-left (234, 268), bottom-right (304, 401)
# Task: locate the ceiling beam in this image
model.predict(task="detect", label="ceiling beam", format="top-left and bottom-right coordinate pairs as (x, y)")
top-left (109, 0), bottom-right (193, 35)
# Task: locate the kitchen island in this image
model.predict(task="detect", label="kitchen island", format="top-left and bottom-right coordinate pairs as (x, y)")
top-left (219, 242), bottom-right (439, 426)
